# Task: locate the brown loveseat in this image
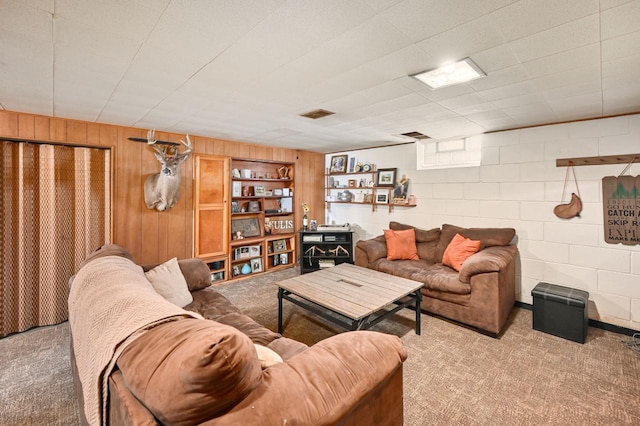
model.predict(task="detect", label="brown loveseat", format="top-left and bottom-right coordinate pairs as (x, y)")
top-left (69, 245), bottom-right (407, 426)
top-left (355, 222), bottom-right (517, 336)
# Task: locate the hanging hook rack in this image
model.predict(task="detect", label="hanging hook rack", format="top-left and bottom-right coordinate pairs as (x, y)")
top-left (556, 154), bottom-right (640, 167)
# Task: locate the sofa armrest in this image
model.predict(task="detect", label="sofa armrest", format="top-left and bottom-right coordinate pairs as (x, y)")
top-left (459, 245), bottom-right (518, 283)
top-left (355, 236), bottom-right (387, 267)
top-left (212, 331), bottom-right (407, 426)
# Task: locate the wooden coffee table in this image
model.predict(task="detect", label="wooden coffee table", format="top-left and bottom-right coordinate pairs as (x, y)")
top-left (277, 263), bottom-right (423, 335)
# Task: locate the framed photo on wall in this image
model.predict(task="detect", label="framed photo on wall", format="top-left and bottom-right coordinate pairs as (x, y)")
top-left (330, 155), bottom-right (348, 173)
top-left (376, 168), bottom-right (397, 187)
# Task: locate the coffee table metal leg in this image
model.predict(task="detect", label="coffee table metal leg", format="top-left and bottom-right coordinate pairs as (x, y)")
top-left (415, 290), bottom-right (422, 335)
top-left (278, 287), bottom-right (284, 334)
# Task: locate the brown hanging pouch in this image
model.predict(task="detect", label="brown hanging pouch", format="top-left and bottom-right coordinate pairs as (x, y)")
top-left (554, 164), bottom-right (582, 219)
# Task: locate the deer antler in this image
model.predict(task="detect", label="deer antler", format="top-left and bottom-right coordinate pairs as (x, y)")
top-left (147, 129), bottom-right (157, 145)
top-left (179, 134), bottom-right (193, 156)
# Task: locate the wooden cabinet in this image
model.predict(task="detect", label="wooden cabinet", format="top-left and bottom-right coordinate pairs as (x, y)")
top-left (194, 156), bottom-right (298, 282)
top-left (228, 158), bottom-right (296, 280)
top-left (194, 154), bottom-right (230, 282)
top-left (299, 229), bottom-right (354, 274)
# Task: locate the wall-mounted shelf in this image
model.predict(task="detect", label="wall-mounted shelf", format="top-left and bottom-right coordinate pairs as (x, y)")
top-left (325, 171), bottom-right (415, 212)
top-left (556, 154), bottom-right (640, 167)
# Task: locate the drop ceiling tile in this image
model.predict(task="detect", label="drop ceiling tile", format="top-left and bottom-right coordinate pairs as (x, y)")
top-left (54, 17), bottom-right (141, 64)
top-left (438, 93), bottom-right (487, 110)
top-left (547, 93), bottom-right (602, 116)
top-left (471, 44), bottom-right (521, 73)
top-left (381, 0), bottom-right (485, 42)
top-left (533, 65), bottom-right (601, 92)
top-left (360, 0), bottom-right (404, 12)
top-left (523, 43), bottom-right (600, 78)
top-left (600, 0), bottom-right (634, 10)
top-left (363, 45), bottom-right (436, 80)
top-left (492, 93), bottom-right (546, 108)
top-left (601, 30), bottom-right (640, 61)
top-left (465, 109), bottom-right (509, 122)
top-left (541, 82), bottom-right (602, 101)
top-left (454, 102), bottom-right (498, 116)
top-left (602, 54), bottom-right (640, 87)
top-left (603, 85), bottom-right (640, 115)
top-left (488, 0), bottom-right (598, 41)
top-left (356, 81), bottom-right (413, 105)
top-left (55, 0), bottom-right (162, 40)
top-left (468, 64), bottom-right (529, 91)
top-left (509, 14), bottom-right (600, 62)
top-left (478, 0), bottom-right (519, 13)
top-left (416, 16), bottom-right (506, 65)
top-left (158, 0), bottom-right (279, 38)
top-left (478, 80), bottom-right (539, 101)
top-left (503, 103), bottom-right (555, 119)
top-left (420, 117), bottom-right (485, 139)
top-left (601, 1), bottom-right (640, 40)
top-left (0, 0), bottom-right (52, 42)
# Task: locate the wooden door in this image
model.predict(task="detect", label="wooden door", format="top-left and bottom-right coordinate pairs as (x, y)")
top-left (194, 155), bottom-right (229, 258)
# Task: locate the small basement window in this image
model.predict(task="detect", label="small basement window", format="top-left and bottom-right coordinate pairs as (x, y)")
top-left (417, 136), bottom-right (481, 170)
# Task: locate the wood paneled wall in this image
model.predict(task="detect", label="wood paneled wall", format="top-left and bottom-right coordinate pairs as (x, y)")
top-left (0, 110), bottom-right (325, 265)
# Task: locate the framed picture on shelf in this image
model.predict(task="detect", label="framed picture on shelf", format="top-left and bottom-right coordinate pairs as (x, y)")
top-left (279, 253), bottom-right (289, 265)
top-left (251, 258), bottom-right (263, 273)
top-left (253, 185), bottom-right (266, 196)
top-left (376, 168), bottom-right (397, 187)
top-left (273, 188), bottom-right (283, 196)
top-left (232, 181), bottom-right (242, 197)
top-left (330, 155), bottom-right (348, 173)
top-left (376, 192), bottom-right (389, 204)
top-left (272, 239), bottom-right (287, 253)
top-left (231, 215), bottom-right (262, 238)
top-left (348, 157), bottom-right (357, 173)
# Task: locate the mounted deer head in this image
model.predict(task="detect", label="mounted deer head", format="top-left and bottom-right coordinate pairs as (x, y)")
top-left (143, 129), bottom-right (193, 211)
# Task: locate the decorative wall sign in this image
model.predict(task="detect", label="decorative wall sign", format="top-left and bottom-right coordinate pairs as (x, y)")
top-left (267, 216), bottom-right (294, 234)
top-left (602, 175), bottom-right (640, 245)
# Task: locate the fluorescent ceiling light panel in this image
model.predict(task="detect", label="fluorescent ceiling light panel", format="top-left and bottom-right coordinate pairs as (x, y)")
top-left (412, 58), bottom-right (486, 89)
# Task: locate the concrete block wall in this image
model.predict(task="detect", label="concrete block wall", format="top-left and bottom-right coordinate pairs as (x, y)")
top-left (325, 113), bottom-right (640, 331)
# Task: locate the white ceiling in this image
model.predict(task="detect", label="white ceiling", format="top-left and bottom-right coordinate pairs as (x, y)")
top-left (1, 0), bottom-right (639, 153)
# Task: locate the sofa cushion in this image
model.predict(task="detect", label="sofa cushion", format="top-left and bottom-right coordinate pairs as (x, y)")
top-left (389, 222), bottom-right (440, 262)
top-left (254, 344), bottom-right (283, 368)
top-left (116, 318), bottom-right (263, 426)
top-left (442, 234), bottom-right (482, 272)
top-left (436, 224), bottom-right (516, 262)
top-left (410, 264), bottom-right (472, 295)
top-left (186, 287), bottom-right (282, 346)
top-left (384, 229), bottom-right (419, 260)
top-left (144, 257), bottom-right (193, 307)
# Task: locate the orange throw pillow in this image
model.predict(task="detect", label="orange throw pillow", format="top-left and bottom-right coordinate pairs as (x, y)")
top-left (442, 233), bottom-right (481, 271)
top-left (384, 229), bottom-right (419, 260)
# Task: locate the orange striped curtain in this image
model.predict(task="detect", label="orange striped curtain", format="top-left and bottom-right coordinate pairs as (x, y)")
top-left (1, 141), bottom-right (111, 337)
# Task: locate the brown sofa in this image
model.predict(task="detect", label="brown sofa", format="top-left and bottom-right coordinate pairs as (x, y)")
top-left (69, 245), bottom-right (407, 426)
top-left (355, 222), bottom-right (518, 336)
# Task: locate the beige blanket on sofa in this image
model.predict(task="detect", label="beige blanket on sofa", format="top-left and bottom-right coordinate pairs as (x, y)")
top-left (68, 256), bottom-right (202, 426)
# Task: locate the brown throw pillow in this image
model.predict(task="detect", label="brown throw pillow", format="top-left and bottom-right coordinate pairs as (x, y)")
top-left (384, 229), bottom-right (419, 260)
top-left (117, 319), bottom-right (262, 426)
top-left (442, 233), bottom-right (482, 271)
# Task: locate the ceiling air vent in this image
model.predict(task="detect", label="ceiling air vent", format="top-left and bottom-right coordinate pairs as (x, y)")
top-left (300, 109), bottom-right (335, 119)
top-left (400, 131), bottom-right (430, 140)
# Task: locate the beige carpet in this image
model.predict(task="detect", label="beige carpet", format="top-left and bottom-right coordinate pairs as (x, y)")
top-left (1, 267), bottom-right (639, 425)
